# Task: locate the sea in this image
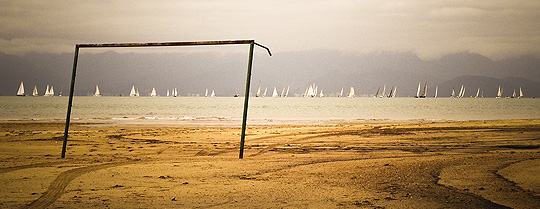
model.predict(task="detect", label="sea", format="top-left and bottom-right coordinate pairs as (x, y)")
top-left (1, 96), bottom-right (540, 126)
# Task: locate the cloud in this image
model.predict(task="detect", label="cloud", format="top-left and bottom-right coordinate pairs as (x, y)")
top-left (0, 0), bottom-right (539, 59)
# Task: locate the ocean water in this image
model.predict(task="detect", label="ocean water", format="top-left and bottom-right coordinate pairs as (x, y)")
top-left (1, 96), bottom-right (540, 125)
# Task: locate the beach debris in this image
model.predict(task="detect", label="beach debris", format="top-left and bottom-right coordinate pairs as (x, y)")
top-left (171, 197), bottom-right (177, 201)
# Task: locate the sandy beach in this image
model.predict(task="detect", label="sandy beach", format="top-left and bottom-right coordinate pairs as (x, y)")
top-left (1, 119), bottom-right (540, 208)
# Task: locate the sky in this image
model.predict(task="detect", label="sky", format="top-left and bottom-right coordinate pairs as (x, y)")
top-left (1, 0), bottom-right (539, 59)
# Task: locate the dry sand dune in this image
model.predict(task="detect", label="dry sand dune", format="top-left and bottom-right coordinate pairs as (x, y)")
top-left (1, 120), bottom-right (540, 208)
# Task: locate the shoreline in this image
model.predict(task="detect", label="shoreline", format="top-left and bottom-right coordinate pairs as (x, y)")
top-left (1, 119), bottom-right (539, 208)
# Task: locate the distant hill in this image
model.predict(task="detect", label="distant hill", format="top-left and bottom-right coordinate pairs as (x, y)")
top-left (1, 50), bottom-right (539, 97)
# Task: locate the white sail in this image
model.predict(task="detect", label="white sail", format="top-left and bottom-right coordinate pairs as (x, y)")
top-left (263, 87), bottom-right (267, 97)
top-left (210, 90), bottom-right (216, 97)
top-left (280, 88), bottom-right (285, 97)
top-left (17, 81), bottom-right (25, 96)
top-left (518, 87), bottom-right (523, 98)
top-left (285, 86), bottom-right (289, 97)
top-left (434, 86), bottom-right (438, 98)
top-left (49, 86), bottom-right (54, 96)
top-left (94, 85), bottom-right (101, 97)
top-left (167, 89), bottom-right (170, 97)
top-left (150, 88), bottom-right (157, 97)
top-left (460, 86), bottom-right (466, 98)
top-left (512, 89), bottom-right (516, 98)
top-left (32, 86), bottom-right (38, 96)
top-left (256, 83), bottom-right (261, 97)
top-left (380, 84), bottom-right (386, 98)
top-left (475, 88), bottom-right (480, 98)
top-left (272, 87), bottom-right (279, 98)
top-left (135, 88), bottom-right (140, 97)
top-left (130, 86), bottom-right (137, 97)
top-left (173, 88), bottom-right (178, 97)
top-left (313, 85), bottom-right (318, 97)
top-left (347, 87), bottom-right (355, 98)
top-left (319, 89), bottom-right (324, 98)
top-left (450, 89), bottom-right (455, 98)
top-left (339, 88), bottom-right (344, 98)
top-left (391, 86), bottom-right (397, 98)
top-left (205, 89), bottom-right (208, 97)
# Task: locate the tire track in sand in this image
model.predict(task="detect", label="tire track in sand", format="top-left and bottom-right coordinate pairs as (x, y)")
top-left (25, 161), bottom-right (135, 209)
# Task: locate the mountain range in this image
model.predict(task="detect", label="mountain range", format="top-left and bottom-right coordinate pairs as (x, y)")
top-left (1, 50), bottom-right (539, 97)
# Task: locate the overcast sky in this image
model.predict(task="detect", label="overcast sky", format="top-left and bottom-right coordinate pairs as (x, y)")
top-left (1, 0), bottom-right (539, 59)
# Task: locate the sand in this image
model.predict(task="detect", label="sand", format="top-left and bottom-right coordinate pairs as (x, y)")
top-left (1, 119), bottom-right (540, 208)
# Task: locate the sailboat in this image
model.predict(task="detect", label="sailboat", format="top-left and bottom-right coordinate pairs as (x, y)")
top-left (374, 87), bottom-right (380, 98)
top-left (130, 86), bottom-right (137, 97)
top-left (255, 83), bottom-right (261, 97)
top-left (306, 85), bottom-right (315, 97)
top-left (49, 86), bottom-right (54, 96)
top-left (150, 88), bottom-right (157, 97)
top-left (457, 85), bottom-right (464, 98)
top-left (135, 88), bottom-right (140, 97)
top-left (284, 86), bottom-right (289, 97)
top-left (347, 87), bottom-right (355, 98)
top-left (434, 86), bottom-right (438, 98)
top-left (339, 88), bottom-right (344, 98)
top-left (262, 87), bottom-right (267, 97)
top-left (518, 87), bottom-right (523, 99)
top-left (414, 82), bottom-right (421, 98)
top-left (419, 82), bottom-right (427, 98)
top-left (511, 89), bottom-right (516, 98)
top-left (44, 85), bottom-right (50, 96)
top-left (387, 86), bottom-right (396, 98)
top-left (173, 88), bottom-right (178, 97)
top-left (204, 89), bottom-right (208, 97)
top-left (450, 88), bottom-right (455, 98)
top-left (459, 86), bottom-right (466, 98)
top-left (379, 84), bottom-right (386, 98)
top-left (280, 88), bottom-right (286, 98)
top-left (319, 89), bottom-right (324, 98)
top-left (167, 89), bottom-right (170, 97)
top-left (475, 88), bottom-right (480, 98)
top-left (32, 86), bottom-right (38, 97)
top-left (17, 81), bottom-right (25, 96)
top-left (94, 85), bottom-right (102, 97)
top-left (210, 90), bottom-right (216, 97)
top-left (272, 87), bottom-right (279, 98)
top-left (496, 86), bottom-right (503, 98)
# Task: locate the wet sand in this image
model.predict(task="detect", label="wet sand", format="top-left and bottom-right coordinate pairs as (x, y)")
top-left (1, 120), bottom-right (540, 208)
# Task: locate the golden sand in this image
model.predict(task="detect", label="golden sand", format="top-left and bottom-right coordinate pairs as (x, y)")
top-left (1, 120), bottom-right (540, 208)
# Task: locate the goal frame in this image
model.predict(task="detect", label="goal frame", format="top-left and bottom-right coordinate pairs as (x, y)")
top-left (61, 40), bottom-right (271, 159)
